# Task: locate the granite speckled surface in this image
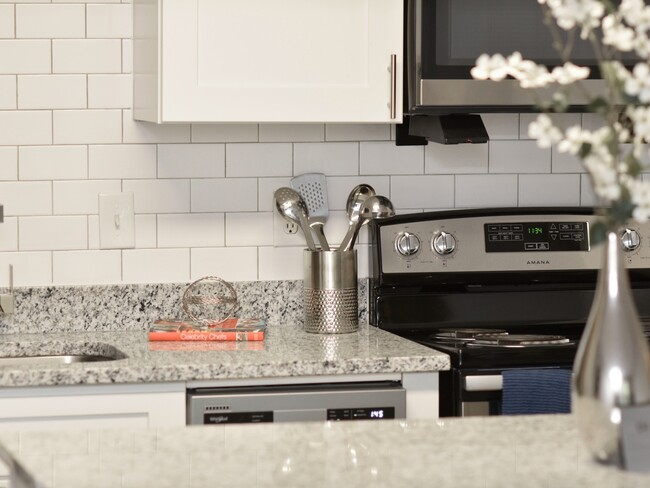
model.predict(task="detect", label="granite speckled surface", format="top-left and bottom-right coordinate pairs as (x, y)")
top-left (0, 324), bottom-right (449, 387)
top-left (0, 280), bottom-right (367, 334)
top-left (1, 414), bottom-right (649, 488)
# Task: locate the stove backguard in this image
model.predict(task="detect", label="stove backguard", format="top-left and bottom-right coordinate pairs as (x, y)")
top-left (369, 208), bottom-right (650, 335)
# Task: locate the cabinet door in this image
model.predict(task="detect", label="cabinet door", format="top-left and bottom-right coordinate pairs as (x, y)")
top-left (160, 0), bottom-right (403, 123)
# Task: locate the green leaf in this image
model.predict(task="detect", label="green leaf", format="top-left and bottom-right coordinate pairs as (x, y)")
top-left (590, 221), bottom-right (608, 246)
top-left (579, 142), bottom-right (592, 159)
top-left (588, 97), bottom-right (609, 115)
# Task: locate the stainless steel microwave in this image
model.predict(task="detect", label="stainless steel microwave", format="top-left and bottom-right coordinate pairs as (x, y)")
top-left (399, 0), bottom-right (635, 145)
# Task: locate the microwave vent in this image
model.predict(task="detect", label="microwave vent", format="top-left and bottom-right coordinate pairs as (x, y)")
top-left (407, 114), bottom-right (489, 145)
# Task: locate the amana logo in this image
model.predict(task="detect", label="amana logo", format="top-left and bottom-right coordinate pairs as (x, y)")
top-left (527, 260), bottom-right (550, 265)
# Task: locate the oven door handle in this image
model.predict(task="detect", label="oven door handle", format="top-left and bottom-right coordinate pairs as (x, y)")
top-left (464, 375), bottom-right (503, 392)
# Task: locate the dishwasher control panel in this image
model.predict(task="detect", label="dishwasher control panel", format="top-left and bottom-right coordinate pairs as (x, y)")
top-left (187, 382), bottom-right (406, 425)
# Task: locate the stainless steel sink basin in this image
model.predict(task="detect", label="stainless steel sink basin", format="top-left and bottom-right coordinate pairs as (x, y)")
top-left (0, 354), bottom-right (120, 366)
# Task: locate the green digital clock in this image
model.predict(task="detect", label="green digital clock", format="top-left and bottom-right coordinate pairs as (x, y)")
top-left (527, 226), bottom-right (543, 235)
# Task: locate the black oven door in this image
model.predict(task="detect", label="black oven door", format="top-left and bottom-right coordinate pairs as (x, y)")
top-left (440, 366), bottom-right (573, 417)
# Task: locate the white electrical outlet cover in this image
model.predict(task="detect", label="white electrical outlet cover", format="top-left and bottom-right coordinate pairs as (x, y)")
top-left (99, 193), bottom-right (136, 249)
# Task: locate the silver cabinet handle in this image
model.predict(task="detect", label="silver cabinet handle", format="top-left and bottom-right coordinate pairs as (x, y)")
top-left (390, 54), bottom-right (397, 119)
top-left (464, 375), bottom-right (503, 392)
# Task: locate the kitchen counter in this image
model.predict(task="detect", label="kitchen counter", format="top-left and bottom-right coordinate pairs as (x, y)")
top-left (1, 414), bottom-right (649, 488)
top-left (0, 324), bottom-right (449, 387)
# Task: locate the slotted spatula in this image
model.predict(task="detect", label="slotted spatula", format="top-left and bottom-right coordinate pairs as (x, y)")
top-left (291, 173), bottom-right (330, 251)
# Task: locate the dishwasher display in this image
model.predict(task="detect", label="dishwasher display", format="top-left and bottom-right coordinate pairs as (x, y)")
top-left (187, 381), bottom-right (406, 424)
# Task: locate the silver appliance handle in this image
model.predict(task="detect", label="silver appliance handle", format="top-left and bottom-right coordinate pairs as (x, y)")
top-left (464, 375), bottom-right (503, 392)
top-left (390, 54), bottom-right (397, 119)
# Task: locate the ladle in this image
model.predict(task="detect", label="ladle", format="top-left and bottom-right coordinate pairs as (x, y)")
top-left (338, 184), bottom-right (375, 251)
top-left (341, 194), bottom-right (395, 251)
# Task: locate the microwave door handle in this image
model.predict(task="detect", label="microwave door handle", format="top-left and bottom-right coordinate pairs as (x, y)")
top-left (390, 54), bottom-right (397, 119)
top-left (464, 375), bottom-right (503, 392)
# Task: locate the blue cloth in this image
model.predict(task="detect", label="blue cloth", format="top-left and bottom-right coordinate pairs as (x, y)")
top-left (501, 368), bottom-right (572, 415)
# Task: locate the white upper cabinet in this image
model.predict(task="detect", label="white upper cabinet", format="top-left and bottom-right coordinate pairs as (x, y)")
top-left (133, 0), bottom-right (403, 123)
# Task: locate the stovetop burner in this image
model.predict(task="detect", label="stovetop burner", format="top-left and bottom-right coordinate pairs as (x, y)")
top-left (469, 334), bottom-right (571, 347)
top-left (433, 328), bottom-right (508, 340)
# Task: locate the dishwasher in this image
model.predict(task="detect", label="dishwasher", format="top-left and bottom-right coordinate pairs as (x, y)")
top-left (186, 381), bottom-right (406, 424)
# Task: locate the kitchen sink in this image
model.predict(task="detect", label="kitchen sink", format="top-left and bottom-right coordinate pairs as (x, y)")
top-left (0, 354), bottom-right (120, 366)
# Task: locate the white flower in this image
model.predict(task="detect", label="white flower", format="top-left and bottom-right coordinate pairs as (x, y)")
top-left (627, 179), bottom-right (650, 222)
top-left (551, 63), bottom-right (590, 84)
top-left (540, 0), bottom-right (605, 38)
top-left (528, 115), bottom-right (563, 147)
top-left (624, 63), bottom-right (650, 102)
top-left (470, 54), bottom-right (509, 81)
top-left (602, 14), bottom-right (636, 51)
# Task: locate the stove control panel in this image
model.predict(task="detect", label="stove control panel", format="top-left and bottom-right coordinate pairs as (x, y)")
top-left (377, 212), bottom-right (650, 274)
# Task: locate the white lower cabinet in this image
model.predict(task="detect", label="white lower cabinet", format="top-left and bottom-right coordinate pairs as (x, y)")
top-left (133, 0), bottom-right (403, 123)
top-left (0, 382), bottom-right (185, 481)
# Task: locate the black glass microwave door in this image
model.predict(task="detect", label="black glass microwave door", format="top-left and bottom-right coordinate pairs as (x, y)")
top-left (421, 0), bottom-right (638, 79)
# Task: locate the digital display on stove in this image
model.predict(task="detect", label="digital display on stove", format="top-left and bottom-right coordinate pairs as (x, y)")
top-left (484, 222), bottom-right (590, 252)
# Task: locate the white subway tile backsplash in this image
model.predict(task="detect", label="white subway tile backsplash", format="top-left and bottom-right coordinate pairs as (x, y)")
top-left (89, 144), bottom-right (156, 179)
top-left (135, 214), bottom-right (157, 248)
top-left (53, 110), bottom-right (122, 145)
top-left (519, 174), bottom-right (581, 207)
top-left (361, 142), bottom-right (424, 175)
top-left (20, 145), bottom-right (88, 180)
top-left (0, 252), bottom-right (51, 287)
top-left (294, 142), bottom-right (359, 176)
top-left (191, 178), bottom-right (258, 212)
top-left (480, 114), bottom-right (519, 140)
top-left (425, 143), bottom-right (488, 174)
top-left (122, 39), bottom-right (132, 74)
top-left (580, 174), bottom-right (599, 206)
top-left (0, 76), bottom-right (16, 109)
top-left (226, 143), bottom-right (292, 177)
top-left (552, 146), bottom-right (585, 173)
top-left (20, 216), bottom-right (87, 251)
top-left (0, 5), bottom-right (13, 38)
top-left (489, 141), bottom-right (551, 174)
top-left (158, 144), bottom-right (225, 178)
top-left (53, 250), bottom-right (122, 285)
top-left (225, 212), bottom-right (274, 247)
top-left (53, 40), bottom-right (122, 74)
top-left (191, 124), bottom-right (258, 143)
top-left (325, 124), bottom-right (390, 141)
top-left (258, 177), bottom-right (291, 212)
top-left (53, 180), bottom-right (122, 215)
top-left (123, 179), bottom-right (190, 214)
top-left (86, 4), bottom-right (132, 39)
top-left (88, 214), bottom-right (99, 249)
top-left (582, 113), bottom-right (606, 132)
top-left (191, 247), bottom-right (258, 282)
top-left (259, 124), bottom-right (324, 142)
top-left (0, 217), bottom-right (18, 251)
top-left (18, 75), bottom-right (86, 109)
top-left (123, 110), bottom-right (191, 144)
top-left (258, 246), bottom-right (303, 280)
top-left (455, 175), bottom-right (518, 208)
top-left (88, 74), bottom-right (132, 109)
top-left (0, 146), bottom-right (17, 180)
top-left (0, 181), bottom-right (51, 215)
top-left (0, 40), bottom-right (50, 74)
top-left (0, 111), bottom-right (52, 146)
top-left (123, 249), bottom-right (190, 284)
top-left (157, 213), bottom-right (224, 248)
top-left (391, 175), bottom-right (454, 209)
top-left (16, 5), bottom-right (85, 39)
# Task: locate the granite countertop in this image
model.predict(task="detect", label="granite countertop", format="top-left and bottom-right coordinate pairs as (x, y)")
top-left (1, 414), bottom-right (649, 488)
top-left (0, 324), bottom-right (449, 388)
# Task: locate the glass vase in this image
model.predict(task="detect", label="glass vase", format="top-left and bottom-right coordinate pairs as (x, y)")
top-left (572, 230), bottom-right (650, 466)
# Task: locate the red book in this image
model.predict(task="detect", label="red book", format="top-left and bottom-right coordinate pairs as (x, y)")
top-left (148, 318), bottom-right (266, 342)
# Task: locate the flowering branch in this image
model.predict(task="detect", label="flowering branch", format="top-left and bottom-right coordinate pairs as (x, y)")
top-left (471, 0), bottom-right (650, 238)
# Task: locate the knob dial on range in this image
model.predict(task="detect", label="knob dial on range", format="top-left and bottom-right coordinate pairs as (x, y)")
top-left (620, 228), bottom-right (641, 251)
top-left (432, 231), bottom-right (456, 255)
top-left (395, 232), bottom-right (420, 256)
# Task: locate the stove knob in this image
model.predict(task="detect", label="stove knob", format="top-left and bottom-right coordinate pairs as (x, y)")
top-left (395, 232), bottom-right (420, 256)
top-left (432, 231), bottom-right (456, 255)
top-left (620, 228), bottom-right (641, 251)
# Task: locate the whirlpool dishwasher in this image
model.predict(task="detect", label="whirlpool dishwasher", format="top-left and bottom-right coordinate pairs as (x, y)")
top-left (187, 381), bottom-right (406, 424)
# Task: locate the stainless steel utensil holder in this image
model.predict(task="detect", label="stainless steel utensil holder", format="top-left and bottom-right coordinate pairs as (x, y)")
top-left (303, 250), bottom-right (358, 334)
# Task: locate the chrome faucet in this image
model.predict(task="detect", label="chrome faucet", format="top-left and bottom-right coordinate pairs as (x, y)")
top-left (0, 265), bottom-right (14, 315)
